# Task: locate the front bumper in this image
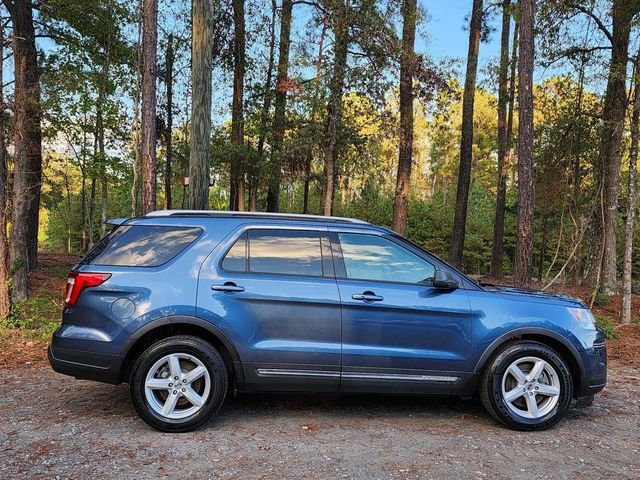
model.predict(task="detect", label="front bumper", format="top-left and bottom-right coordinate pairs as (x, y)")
top-left (579, 339), bottom-right (607, 396)
top-left (48, 337), bottom-right (123, 384)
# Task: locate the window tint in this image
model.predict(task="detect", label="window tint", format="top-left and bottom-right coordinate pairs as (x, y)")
top-left (221, 233), bottom-right (247, 272)
top-left (338, 233), bottom-right (435, 285)
top-left (220, 229), bottom-right (325, 277)
top-left (249, 230), bottom-right (323, 276)
top-left (82, 225), bottom-right (202, 267)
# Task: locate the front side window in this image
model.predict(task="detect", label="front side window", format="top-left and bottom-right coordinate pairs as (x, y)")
top-left (221, 229), bottom-right (324, 277)
top-left (338, 233), bottom-right (435, 285)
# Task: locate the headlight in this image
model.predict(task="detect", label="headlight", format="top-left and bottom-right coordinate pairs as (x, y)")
top-left (567, 307), bottom-right (596, 329)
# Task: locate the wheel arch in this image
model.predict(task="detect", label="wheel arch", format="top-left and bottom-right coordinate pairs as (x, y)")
top-left (472, 328), bottom-right (585, 397)
top-left (119, 315), bottom-right (244, 389)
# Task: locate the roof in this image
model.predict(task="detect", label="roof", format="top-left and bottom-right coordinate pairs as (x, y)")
top-left (145, 210), bottom-right (371, 225)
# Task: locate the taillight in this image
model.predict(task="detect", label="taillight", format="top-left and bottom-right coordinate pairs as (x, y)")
top-left (64, 272), bottom-right (111, 306)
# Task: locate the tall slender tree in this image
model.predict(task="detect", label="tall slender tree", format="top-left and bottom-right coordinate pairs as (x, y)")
top-left (4, 0), bottom-right (42, 301)
top-left (449, 0), bottom-right (483, 268)
top-left (598, 0), bottom-right (638, 294)
top-left (141, 0), bottom-right (158, 214)
top-left (266, 0), bottom-right (294, 213)
top-left (164, 33), bottom-right (174, 209)
top-left (230, 0), bottom-right (246, 211)
top-left (0, 23), bottom-right (10, 317)
top-left (321, 0), bottom-right (349, 216)
top-left (514, 0), bottom-right (535, 288)
top-left (490, 0), bottom-right (511, 277)
top-left (303, 18), bottom-right (328, 214)
top-left (583, 0), bottom-right (639, 293)
top-left (391, 0), bottom-right (418, 236)
top-left (253, 0), bottom-right (278, 211)
top-left (96, 23), bottom-right (112, 236)
top-left (621, 53), bottom-right (640, 324)
top-left (189, 0), bottom-right (214, 209)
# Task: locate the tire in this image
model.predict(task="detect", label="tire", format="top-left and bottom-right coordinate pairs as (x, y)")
top-left (479, 340), bottom-right (573, 431)
top-left (129, 335), bottom-right (228, 432)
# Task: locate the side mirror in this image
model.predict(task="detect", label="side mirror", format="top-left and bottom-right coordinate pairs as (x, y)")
top-left (433, 268), bottom-right (460, 290)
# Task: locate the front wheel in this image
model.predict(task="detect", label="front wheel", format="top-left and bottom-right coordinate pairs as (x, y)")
top-left (129, 335), bottom-right (228, 432)
top-left (479, 340), bottom-right (573, 431)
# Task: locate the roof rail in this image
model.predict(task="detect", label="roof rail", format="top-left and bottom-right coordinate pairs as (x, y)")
top-left (145, 210), bottom-right (370, 225)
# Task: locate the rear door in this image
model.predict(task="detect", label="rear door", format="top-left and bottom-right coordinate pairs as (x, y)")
top-left (196, 226), bottom-right (342, 392)
top-left (332, 231), bottom-right (473, 394)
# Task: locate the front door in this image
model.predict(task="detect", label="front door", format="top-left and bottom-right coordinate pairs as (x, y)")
top-left (332, 231), bottom-right (472, 394)
top-left (197, 227), bottom-right (341, 392)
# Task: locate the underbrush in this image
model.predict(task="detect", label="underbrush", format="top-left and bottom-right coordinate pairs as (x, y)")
top-left (595, 315), bottom-right (619, 340)
top-left (0, 296), bottom-right (61, 341)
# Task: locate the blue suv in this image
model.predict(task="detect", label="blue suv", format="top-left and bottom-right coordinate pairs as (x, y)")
top-left (48, 210), bottom-right (607, 432)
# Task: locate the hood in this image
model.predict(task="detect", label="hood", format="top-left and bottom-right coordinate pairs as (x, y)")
top-left (481, 283), bottom-right (587, 308)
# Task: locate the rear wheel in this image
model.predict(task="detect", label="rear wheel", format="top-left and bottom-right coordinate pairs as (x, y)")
top-left (480, 340), bottom-right (573, 431)
top-left (129, 335), bottom-right (228, 432)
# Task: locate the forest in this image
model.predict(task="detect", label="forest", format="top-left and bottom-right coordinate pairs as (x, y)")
top-left (0, 0), bottom-right (639, 330)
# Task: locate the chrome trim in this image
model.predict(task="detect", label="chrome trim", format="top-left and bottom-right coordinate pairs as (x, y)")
top-left (256, 368), bottom-right (340, 378)
top-left (256, 368), bottom-right (459, 382)
top-left (341, 372), bottom-right (459, 382)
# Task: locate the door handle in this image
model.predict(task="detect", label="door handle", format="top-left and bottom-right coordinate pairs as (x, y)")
top-left (352, 291), bottom-right (384, 302)
top-left (211, 282), bottom-right (245, 293)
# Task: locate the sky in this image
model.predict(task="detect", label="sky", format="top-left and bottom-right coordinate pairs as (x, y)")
top-left (422, 1), bottom-right (501, 60)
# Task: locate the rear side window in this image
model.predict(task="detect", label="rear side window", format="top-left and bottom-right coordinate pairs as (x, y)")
top-left (81, 225), bottom-right (202, 267)
top-left (222, 229), bottom-right (324, 277)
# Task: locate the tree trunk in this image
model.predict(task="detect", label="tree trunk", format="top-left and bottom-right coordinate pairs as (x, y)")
top-left (253, 0), bottom-right (278, 210)
top-left (0, 26), bottom-right (10, 318)
top-left (96, 42), bottom-right (111, 236)
top-left (621, 53), bottom-right (640, 324)
top-left (303, 18), bottom-right (328, 214)
top-left (539, 214), bottom-right (548, 281)
top-left (6, 0), bottom-right (42, 301)
top-left (449, 0), bottom-right (483, 268)
top-left (141, 0), bottom-right (158, 214)
top-left (597, 0), bottom-right (637, 295)
top-left (189, 0), bottom-right (214, 210)
top-left (514, 0), bottom-right (535, 288)
top-left (490, 0), bottom-right (511, 277)
top-left (164, 33), bottom-right (174, 209)
top-left (230, 0), bottom-right (246, 211)
top-left (321, 1), bottom-right (349, 216)
top-left (132, 3), bottom-right (143, 217)
top-left (391, 0), bottom-right (417, 236)
top-left (266, 0), bottom-right (293, 212)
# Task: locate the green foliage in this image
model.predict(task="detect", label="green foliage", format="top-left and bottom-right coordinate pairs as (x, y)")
top-left (595, 315), bottom-right (619, 341)
top-left (1, 297), bottom-right (61, 341)
top-left (593, 293), bottom-right (611, 307)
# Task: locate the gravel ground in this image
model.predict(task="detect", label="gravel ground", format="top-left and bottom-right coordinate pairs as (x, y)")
top-left (1, 363), bottom-right (638, 480)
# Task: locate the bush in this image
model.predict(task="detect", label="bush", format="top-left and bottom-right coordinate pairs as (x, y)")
top-left (0, 297), bottom-right (62, 341)
top-left (595, 315), bottom-right (619, 340)
top-left (593, 293), bottom-right (611, 307)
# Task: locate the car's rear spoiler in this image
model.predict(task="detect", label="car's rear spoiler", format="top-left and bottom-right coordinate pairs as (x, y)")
top-left (104, 218), bottom-right (129, 226)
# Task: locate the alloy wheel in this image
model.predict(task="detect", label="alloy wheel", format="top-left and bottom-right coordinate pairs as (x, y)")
top-left (500, 356), bottom-right (561, 419)
top-left (144, 353), bottom-right (211, 420)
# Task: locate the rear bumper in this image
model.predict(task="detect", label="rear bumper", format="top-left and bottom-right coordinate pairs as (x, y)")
top-left (48, 341), bottom-right (123, 385)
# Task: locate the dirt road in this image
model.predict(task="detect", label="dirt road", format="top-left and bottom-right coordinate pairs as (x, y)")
top-left (1, 362), bottom-right (638, 479)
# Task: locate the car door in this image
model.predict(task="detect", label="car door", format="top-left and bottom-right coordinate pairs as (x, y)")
top-left (332, 231), bottom-right (473, 394)
top-left (196, 226), bottom-right (342, 392)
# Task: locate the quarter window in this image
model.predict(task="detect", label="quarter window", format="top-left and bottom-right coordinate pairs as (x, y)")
top-left (338, 233), bottom-right (435, 285)
top-left (222, 230), bottom-right (324, 277)
top-left (221, 233), bottom-right (247, 272)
